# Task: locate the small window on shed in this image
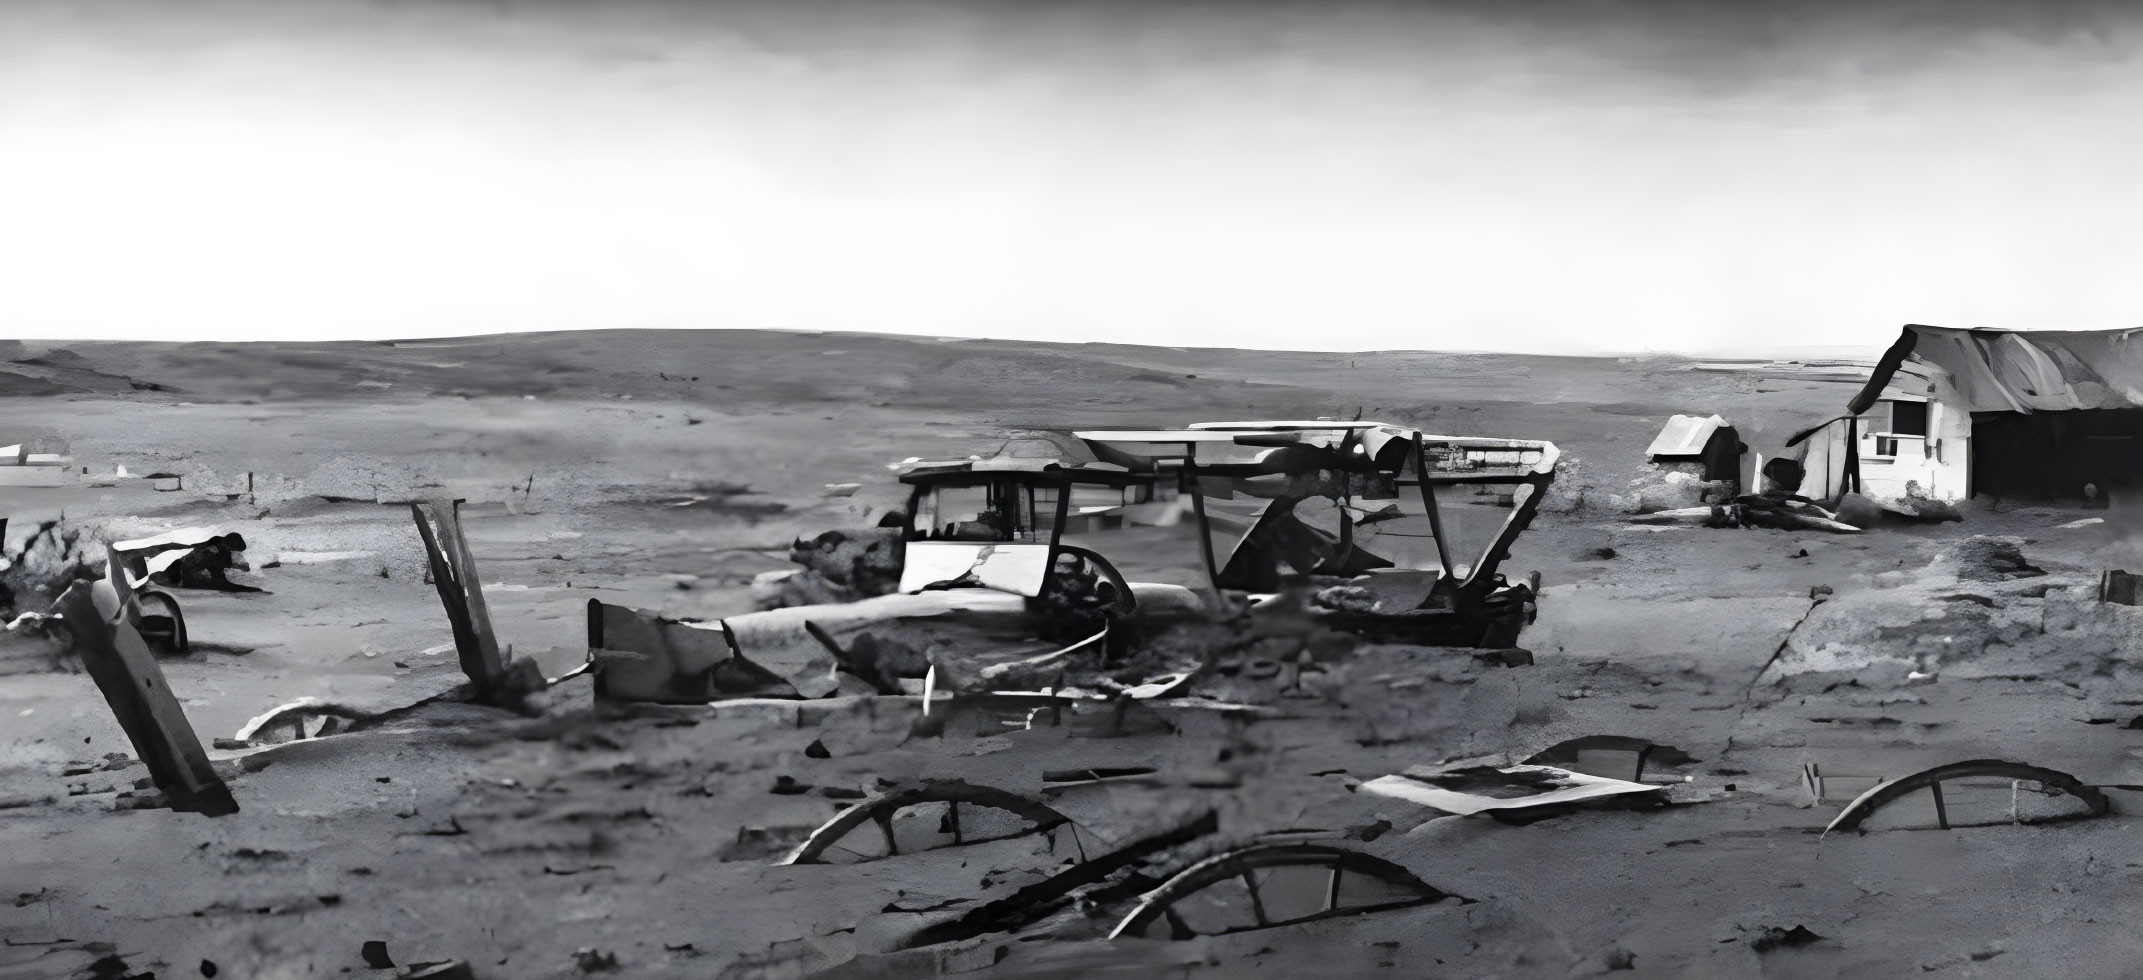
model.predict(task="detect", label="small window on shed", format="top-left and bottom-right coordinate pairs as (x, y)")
top-left (1889, 400), bottom-right (1928, 437)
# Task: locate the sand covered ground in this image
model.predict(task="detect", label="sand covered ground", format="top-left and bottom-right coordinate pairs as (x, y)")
top-left (6, 331), bottom-right (2143, 979)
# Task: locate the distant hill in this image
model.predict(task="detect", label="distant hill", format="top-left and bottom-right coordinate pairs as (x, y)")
top-left (0, 328), bottom-right (1882, 501)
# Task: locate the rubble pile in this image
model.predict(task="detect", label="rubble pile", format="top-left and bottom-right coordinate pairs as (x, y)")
top-left (753, 528), bottom-right (905, 609)
top-left (0, 519), bottom-right (100, 621)
top-left (1610, 471), bottom-right (1737, 515)
top-left (1762, 544), bottom-right (2115, 687)
top-left (1948, 536), bottom-right (2046, 582)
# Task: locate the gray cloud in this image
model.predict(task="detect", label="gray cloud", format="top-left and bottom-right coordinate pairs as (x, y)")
top-left (3, 0), bottom-right (2140, 351)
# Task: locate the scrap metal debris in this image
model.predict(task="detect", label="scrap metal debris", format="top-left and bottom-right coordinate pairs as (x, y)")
top-left (586, 599), bottom-right (793, 703)
top-left (1360, 763), bottom-right (1664, 820)
top-left (2100, 570), bottom-right (2139, 605)
top-left (1522, 736), bottom-right (1699, 783)
top-left (1629, 491), bottom-right (1862, 534)
top-left (574, 420), bottom-right (1564, 715)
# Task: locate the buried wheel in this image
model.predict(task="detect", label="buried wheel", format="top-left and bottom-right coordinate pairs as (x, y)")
top-left (134, 590), bottom-right (189, 655)
top-left (1033, 546), bottom-right (1139, 658)
top-left (1109, 843), bottom-right (1460, 940)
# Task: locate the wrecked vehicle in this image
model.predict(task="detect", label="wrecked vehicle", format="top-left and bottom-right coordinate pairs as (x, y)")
top-left (1057, 422), bottom-right (1559, 648)
top-left (1627, 492), bottom-right (1864, 534)
top-left (593, 422), bottom-right (1560, 705)
top-left (885, 420), bottom-right (1559, 647)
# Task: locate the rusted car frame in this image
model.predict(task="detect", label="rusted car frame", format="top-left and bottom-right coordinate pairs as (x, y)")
top-left (896, 421), bottom-right (1560, 648)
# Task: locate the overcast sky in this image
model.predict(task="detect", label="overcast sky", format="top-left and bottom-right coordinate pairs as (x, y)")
top-left (3, 0), bottom-right (2141, 353)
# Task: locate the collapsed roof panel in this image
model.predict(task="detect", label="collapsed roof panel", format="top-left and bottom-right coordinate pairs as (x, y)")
top-left (1851, 324), bottom-right (2143, 415)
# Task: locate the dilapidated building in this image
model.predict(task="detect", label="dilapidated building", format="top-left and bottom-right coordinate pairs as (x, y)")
top-left (1794, 324), bottom-right (2143, 504)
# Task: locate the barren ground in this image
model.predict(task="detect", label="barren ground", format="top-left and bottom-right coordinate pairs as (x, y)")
top-left (7, 330), bottom-right (2143, 979)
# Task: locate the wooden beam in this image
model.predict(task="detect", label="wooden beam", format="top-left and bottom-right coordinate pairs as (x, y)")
top-left (59, 579), bottom-right (236, 816)
top-left (411, 499), bottom-right (506, 695)
top-left (1843, 416), bottom-right (1862, 496)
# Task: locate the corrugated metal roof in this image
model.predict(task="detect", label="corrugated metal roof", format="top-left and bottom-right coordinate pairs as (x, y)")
top-left (1852, 325), bottom-right (2143, 414)
top-left (1645, 414), bottom-right (1727, 458)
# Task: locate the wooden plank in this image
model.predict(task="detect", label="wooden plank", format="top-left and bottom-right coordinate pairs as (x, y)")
top-left (410, 503), bottom-right (478, 672)
top-left (411, 500), bottom-right (505, 693)
top-left (434, 501), bottom-right (505, 681)
top-left (59, 580), bottom-right (237, 816)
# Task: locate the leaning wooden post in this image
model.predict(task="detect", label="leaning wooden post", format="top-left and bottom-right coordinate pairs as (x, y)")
top-left (58, 565), bottom-right (237, 816)
top-left (1843, 416), bottom-right (1862, 496)
top-left (411, 499), bottom-right (528, 704)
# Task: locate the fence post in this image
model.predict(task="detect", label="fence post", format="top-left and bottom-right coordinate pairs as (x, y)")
top-left (411, 499), bottom-right (528, 703)
top-left (59, 577), bottom-right (237, 816)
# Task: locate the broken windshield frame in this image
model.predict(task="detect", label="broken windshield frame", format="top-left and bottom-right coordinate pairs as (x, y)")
top-left (895, 425), bottom-right (1558, 598)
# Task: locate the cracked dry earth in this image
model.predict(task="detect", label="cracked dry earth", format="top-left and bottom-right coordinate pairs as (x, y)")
top-left (9, 333), bottom-right (2143, 978)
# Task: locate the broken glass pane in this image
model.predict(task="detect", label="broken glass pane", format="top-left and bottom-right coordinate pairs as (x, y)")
top-left (1165, 875), bottom-right (1261, 936)
top-left (1250, 864), bottom-right (1335, 923)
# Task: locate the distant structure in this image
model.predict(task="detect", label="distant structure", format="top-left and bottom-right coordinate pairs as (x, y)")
top-left (0, 439), bottom-right (73, 487)
top-left (1795, 324), bottom-right (2143, 503)
top-left (1644, 414), bottom-right (1745, 489)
